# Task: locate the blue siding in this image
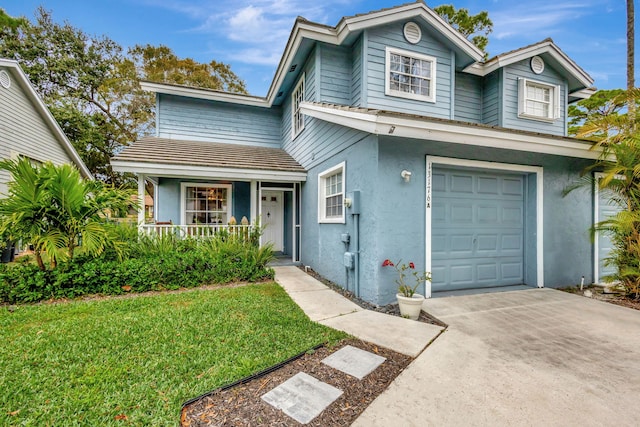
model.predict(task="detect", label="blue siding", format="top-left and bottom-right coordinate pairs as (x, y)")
top-left (365, 21), bottom-right (452, 118)
top-left (299, 135), bottom-right (380, 301)
top-left (502, 59), bottom-right (567, 136)
top-left (281, 48), bottom-right (317, 143)
top-left (319, 44), bottom-right (352, 105)
top-left (157, 94), bottom-right (282, 147)
top-left (367, 138), bottom-right (594, 304)
top-left (351, 36), bottom-right (363, 106)
top-left (454, 72), bottom-right (482, 123)
top-left (482, 70), bottom-right (500, 126)
top-left (156, 178), bottom-right (251, 225)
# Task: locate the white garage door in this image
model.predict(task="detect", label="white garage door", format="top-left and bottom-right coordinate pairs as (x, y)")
top-left (431, 167), bottom-right (525, 292)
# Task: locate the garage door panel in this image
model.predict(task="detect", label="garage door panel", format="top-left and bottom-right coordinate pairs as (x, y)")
top-left (478, 176), bottom-right (499, 194)
top-left (450, 265), bottom-right (473, 284)
top-left (477, 264), bottom-right (498, 281)
top-left (451, 235), bottom-right (474, 252)
top-left (501, 234), bottom-right (523, 251)
top-left (451, 204), bottom-right (473, 223)
top-left (451, 174), bottom-right (473, 193)
top-left (502, 262), bottom-right (523, 280)
top-left (503, 178), bottom-right (524, 195)
top-left (432, 167), bottom-right (525, 292)
top-left (477, 235), bottom-right (498, 251)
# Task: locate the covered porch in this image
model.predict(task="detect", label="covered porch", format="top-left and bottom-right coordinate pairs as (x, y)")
top-left (111, 137), bottom-right (307, 261)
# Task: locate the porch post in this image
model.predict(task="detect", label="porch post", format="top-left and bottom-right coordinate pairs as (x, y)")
top-left (250, 180), bottom-right (258, 223)
top-left (137, 174), bottom-right (146, 230)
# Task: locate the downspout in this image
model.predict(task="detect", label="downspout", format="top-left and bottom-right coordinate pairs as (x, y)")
top-left (354, 211), bottom-right (360, 298)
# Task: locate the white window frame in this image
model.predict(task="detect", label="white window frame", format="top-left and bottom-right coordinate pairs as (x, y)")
top-left (385, 47), bottom-right (436, 103)
top-left (291, 73), bottom-right (305, 139)
top-left (180, 182), bottom-right (233, 225)
top-left (518, 78), bottom-right (561, 122)
top-left (318, 162), bottom-right (345, 224)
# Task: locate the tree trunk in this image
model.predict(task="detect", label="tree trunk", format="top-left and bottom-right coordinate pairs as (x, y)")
top-left (35, 249), bottom-right (46, 271)
top-left (627, 0), bottom-right (635, 125)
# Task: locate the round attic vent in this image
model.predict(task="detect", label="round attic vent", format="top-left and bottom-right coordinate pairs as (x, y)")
top-left (403, 22), bottom-right (422, 44)
top-left (0, 70), bottom-right (10, 89)
top-left (531, 56), bottom-right (545, 74)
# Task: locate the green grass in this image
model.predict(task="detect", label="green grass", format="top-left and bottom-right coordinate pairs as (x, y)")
top-left (0, 283), bottom-right (346, 426)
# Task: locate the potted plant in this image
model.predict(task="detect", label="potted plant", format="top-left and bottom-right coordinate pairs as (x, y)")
top-left (382, 259), bottom-right (431, 320)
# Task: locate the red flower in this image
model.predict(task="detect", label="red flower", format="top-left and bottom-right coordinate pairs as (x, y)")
top-left (382, 259), bottom-right (394, 267)
top-left (409, 262), bottom-right (415, 269)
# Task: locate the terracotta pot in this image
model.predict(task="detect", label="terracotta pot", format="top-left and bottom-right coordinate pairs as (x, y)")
top-left (396, 293), bottom-right (424, 320)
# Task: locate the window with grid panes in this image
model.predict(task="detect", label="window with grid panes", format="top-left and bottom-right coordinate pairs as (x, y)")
top-left (518, 78), bottom-right (560, 121)
top-left (385, 47), bottom-right (436, 102)
top-left (318, 162), bottom-right (345, 223)
top-left (292, 73), bottom-right (305, 138)
top-left (184, 185), bottom-right (231, 225)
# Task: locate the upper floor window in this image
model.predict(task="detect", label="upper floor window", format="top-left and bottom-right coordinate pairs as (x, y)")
top-left (518, 78), bottom-right (560, 122)
top-left (292, 73), bottom-right (305, 139)
top-left (385, 47), bottom-right (436, 103)
top-left (318, 162), bottom-right (345, 223)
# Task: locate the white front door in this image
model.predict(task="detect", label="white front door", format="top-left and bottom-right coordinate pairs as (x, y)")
top-left (261, 191), bottom-right (284, 252)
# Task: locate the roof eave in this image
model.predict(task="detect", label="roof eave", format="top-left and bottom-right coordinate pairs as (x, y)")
top-left (463, 41), bottom-right (594, 89)
top-left (300, 102), bottom-right (602, 160)
top-left (111, 160), bottom-right (307, 182)
top-left (139, 81), bottom-right (270, 107)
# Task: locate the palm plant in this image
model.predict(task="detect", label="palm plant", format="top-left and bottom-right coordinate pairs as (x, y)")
top-left (0, 158), bottom-right (132, 269)
top-left (575, 89), bottom-right (640, 297)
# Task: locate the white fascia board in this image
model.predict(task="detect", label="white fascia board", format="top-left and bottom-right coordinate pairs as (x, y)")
top-left (338, 4), bottom-right (483, 61)
top-left (111, 160), bottom-right (307, 182)
top-left (569, 87), bottom-right (597, 100)
top-left (463, 43), bottom-right (594, 88)
top-left (300, 103), bottom-right (602, 160)
top-left (0, 59), bottom-right (93, 179)
top-left (140, 81), bottom-right (270, 108)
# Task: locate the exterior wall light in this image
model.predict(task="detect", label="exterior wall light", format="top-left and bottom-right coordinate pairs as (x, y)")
top-left (401, 170), bottom-right (412, 182)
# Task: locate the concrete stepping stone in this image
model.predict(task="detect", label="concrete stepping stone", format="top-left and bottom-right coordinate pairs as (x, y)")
top-left (321, 345), bottom-right (386, 379)
top-left (261, 372), bottom-right (343, 424)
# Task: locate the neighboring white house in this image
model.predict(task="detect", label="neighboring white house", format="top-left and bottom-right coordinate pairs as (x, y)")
top-left (0, 58), bottom-right (91, 261)
top-left (0, 58), bottom-right (91, 196)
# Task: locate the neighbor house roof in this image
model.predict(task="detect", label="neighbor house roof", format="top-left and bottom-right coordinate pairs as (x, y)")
top-left (111, 137), bottom-right (307, 182)
top-left (0, 58), bottom-right (92, 179)
top-left (300, 102), bottom-right (602, 160)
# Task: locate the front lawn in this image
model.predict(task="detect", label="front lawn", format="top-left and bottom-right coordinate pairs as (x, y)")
top-left (0, 283), bottom-right (346, 426)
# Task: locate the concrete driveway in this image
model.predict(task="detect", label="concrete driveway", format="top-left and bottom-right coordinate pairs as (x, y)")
top-left (354, 288), bottom-right (640, 427)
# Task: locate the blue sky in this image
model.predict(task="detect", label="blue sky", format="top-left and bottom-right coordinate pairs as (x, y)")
top-left (3, 0), bottom-right (634, 96)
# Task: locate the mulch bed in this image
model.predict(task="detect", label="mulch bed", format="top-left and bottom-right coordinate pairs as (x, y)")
top-left (301, 266), bottom-right (447, 327)
top-left (560, 285), bottom-right (640, 311)
top-left (181, 338), bottom-right (412, 426)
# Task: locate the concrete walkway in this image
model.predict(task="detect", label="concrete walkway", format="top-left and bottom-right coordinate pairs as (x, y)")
top-left (354, 288), bottom-right (640, 427)
top-left (273, 266), bottom-right (443, 358)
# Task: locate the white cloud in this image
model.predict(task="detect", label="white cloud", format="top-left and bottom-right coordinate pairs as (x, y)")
top-left (491, 1), bottom-right (593, 40)
top-left (141, 0), bottom-right (354, 66)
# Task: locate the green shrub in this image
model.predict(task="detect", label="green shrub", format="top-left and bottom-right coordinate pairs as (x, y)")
top-left (0, 233), bottom-right (275, 304)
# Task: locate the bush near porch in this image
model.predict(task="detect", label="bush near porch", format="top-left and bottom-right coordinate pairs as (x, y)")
top-left (0, 232), bottom-right (275, 304)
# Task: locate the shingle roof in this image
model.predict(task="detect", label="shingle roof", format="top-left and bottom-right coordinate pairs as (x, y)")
top-left (305, 102), bottom-right (593, 146)
top-left (112, 137), bottom-right (305, 173)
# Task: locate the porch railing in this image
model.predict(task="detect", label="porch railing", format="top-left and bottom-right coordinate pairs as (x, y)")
top-left (140, 224), bottom-right (255, 240)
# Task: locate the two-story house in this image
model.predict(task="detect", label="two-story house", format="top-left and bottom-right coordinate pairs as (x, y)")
top-left (112, 1), bottom-right (603, 305)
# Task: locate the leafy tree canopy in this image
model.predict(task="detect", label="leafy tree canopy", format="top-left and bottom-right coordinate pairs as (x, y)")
top-left (434, 4), bottom-right (493, 53)
top-left (569, 89), bottom-right (640, 139)
top-left (0, 7), bottom-right (246, 187)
